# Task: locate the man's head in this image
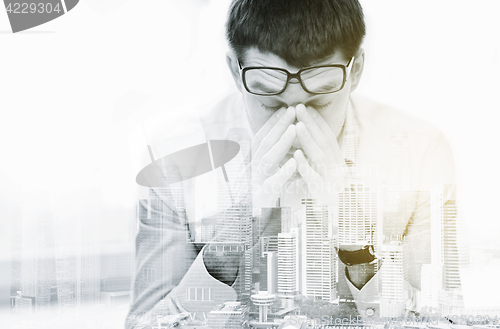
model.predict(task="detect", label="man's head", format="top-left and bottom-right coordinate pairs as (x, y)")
top-left (225, 0), bottom-right (366, 136)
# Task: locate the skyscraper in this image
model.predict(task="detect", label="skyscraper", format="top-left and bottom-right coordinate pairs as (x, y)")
top-left (380, 241), bottom-right (408, 317)
top-left (337, 181), bottom-right (382, 302)
top-left (215, 202), bottom-right (252, 301)
top-left (301, 199), bottom-right (336, 302)
top-left (338, 181), bottom-right (382, 254)
top-left (215, 129), bottom-right (253, 301)
top-left (431, 185), bottom-right (462, 291)
top-left (277, 231), bottom-right (297, 308)
top-left (428, 184), bottom-right (468, 316)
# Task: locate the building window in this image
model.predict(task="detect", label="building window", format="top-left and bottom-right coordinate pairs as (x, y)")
top-left (186, 287), bottom-right (211, 301)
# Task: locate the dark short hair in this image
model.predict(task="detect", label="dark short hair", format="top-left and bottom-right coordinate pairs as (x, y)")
top-left (226, 0), bottom-right (366, 67)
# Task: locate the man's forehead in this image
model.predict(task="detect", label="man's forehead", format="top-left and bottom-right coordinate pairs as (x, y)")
top-left (243, 47), bottom-right (347, 69)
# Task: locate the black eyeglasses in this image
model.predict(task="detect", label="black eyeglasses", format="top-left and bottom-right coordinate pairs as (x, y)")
top-left (238, 57), bottom-right (354, 96)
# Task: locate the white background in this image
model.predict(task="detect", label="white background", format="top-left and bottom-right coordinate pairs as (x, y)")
top-left (1, 0), bottom-right (499, 322)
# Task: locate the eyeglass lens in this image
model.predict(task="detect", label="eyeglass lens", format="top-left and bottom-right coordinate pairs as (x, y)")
top-left (244, 66), bottom-right (345, 95)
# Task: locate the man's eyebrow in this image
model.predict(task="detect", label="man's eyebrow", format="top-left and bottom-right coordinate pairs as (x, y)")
top-left (250, 81), bottom-right (279, 92)
top-left (301, 67), bottom-right (333, 79)
top-left (260, 68), bottom-right (287, 79)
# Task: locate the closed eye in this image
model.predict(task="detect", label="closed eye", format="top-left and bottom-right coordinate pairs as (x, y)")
top-left (310, 101), bottom-right (333, 110)
top-left (261, 103), bottom-right (282, 111)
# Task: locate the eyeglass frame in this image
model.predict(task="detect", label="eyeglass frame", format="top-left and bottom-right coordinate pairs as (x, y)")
top-left (237, 57), bottom-right (355, 96)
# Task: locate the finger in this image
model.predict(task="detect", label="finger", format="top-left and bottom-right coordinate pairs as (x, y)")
top-left (260, 124), bottom-right (296, 174)
top-left (262, 157), bottom-right (297, 198)
top-left (295, 121), bottom-right (329, 177)
top-left (306, 105), bottom-right (345, 165)
top-left (296, 104), bottom-right (336, 164)
top-left (253, 106), bottom-right (296, 161)
top-left (252, 107), bottom-right (286, 155)
top-left (294, 149), bottom-right (323, 197)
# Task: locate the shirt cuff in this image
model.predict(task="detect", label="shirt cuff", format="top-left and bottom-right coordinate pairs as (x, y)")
top-left (345, 264), bottom-right (417, 318)
top-left (345, 266), bottom-right (381, 318)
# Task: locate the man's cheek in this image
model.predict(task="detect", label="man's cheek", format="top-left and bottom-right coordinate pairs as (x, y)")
top-left (245, 99), bottom-right (272, 133)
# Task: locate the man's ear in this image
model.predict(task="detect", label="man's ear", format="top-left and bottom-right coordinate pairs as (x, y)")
top-left (226, 51), bottom-right (243, 93)
top-left (349, 47), bottom-right (365, 93)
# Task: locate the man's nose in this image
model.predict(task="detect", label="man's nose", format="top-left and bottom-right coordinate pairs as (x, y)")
top-left (278, 80), bottom-right (313, 107)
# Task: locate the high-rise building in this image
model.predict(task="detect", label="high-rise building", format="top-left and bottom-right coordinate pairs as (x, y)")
top-left (264, 252), bottom-right (278, 294)
top-left (431, 185), bottom-right (462, 291)
top-left (337, 181), bottom-right (382, 301)
top-left (215, 202), bottom-right (252, 301)
top-left (277, 232), bottom-right (297, 308)
top-left (380, 241), bottom-right (408, 317)
top-left (215, 130), bottom-right (253, 301)
top-left (252, 206), bottom-right (291, 293)
top-left (428, 184), bottom-right (468, 316)
top-left (301, 199), bottom-right (336, 302)
top-left (338, 181), bottom-right (382, 259)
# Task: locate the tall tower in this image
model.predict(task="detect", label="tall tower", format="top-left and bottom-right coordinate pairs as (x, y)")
top-left (214, 129), bottom-right (253, 301)
top-left (337, 181), bottom-right (382, 301)
top-left (429, 184), bottom-right (467, 316)
top-left (379, 241), bottom-right (409, 317)
top-left (431, 184), bottom-right (462, 291)
top-left (277, 232), bottom-right (297, 308)
top-left (301, 199), bottom-right (336, 302)
top-left (338, 181), bottom-right (382, 254)
top-left (215, 202), bottom-right (252, 301)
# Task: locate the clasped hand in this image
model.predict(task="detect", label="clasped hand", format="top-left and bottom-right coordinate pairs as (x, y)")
top-left (251, 103), bottom-right (347, 209)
